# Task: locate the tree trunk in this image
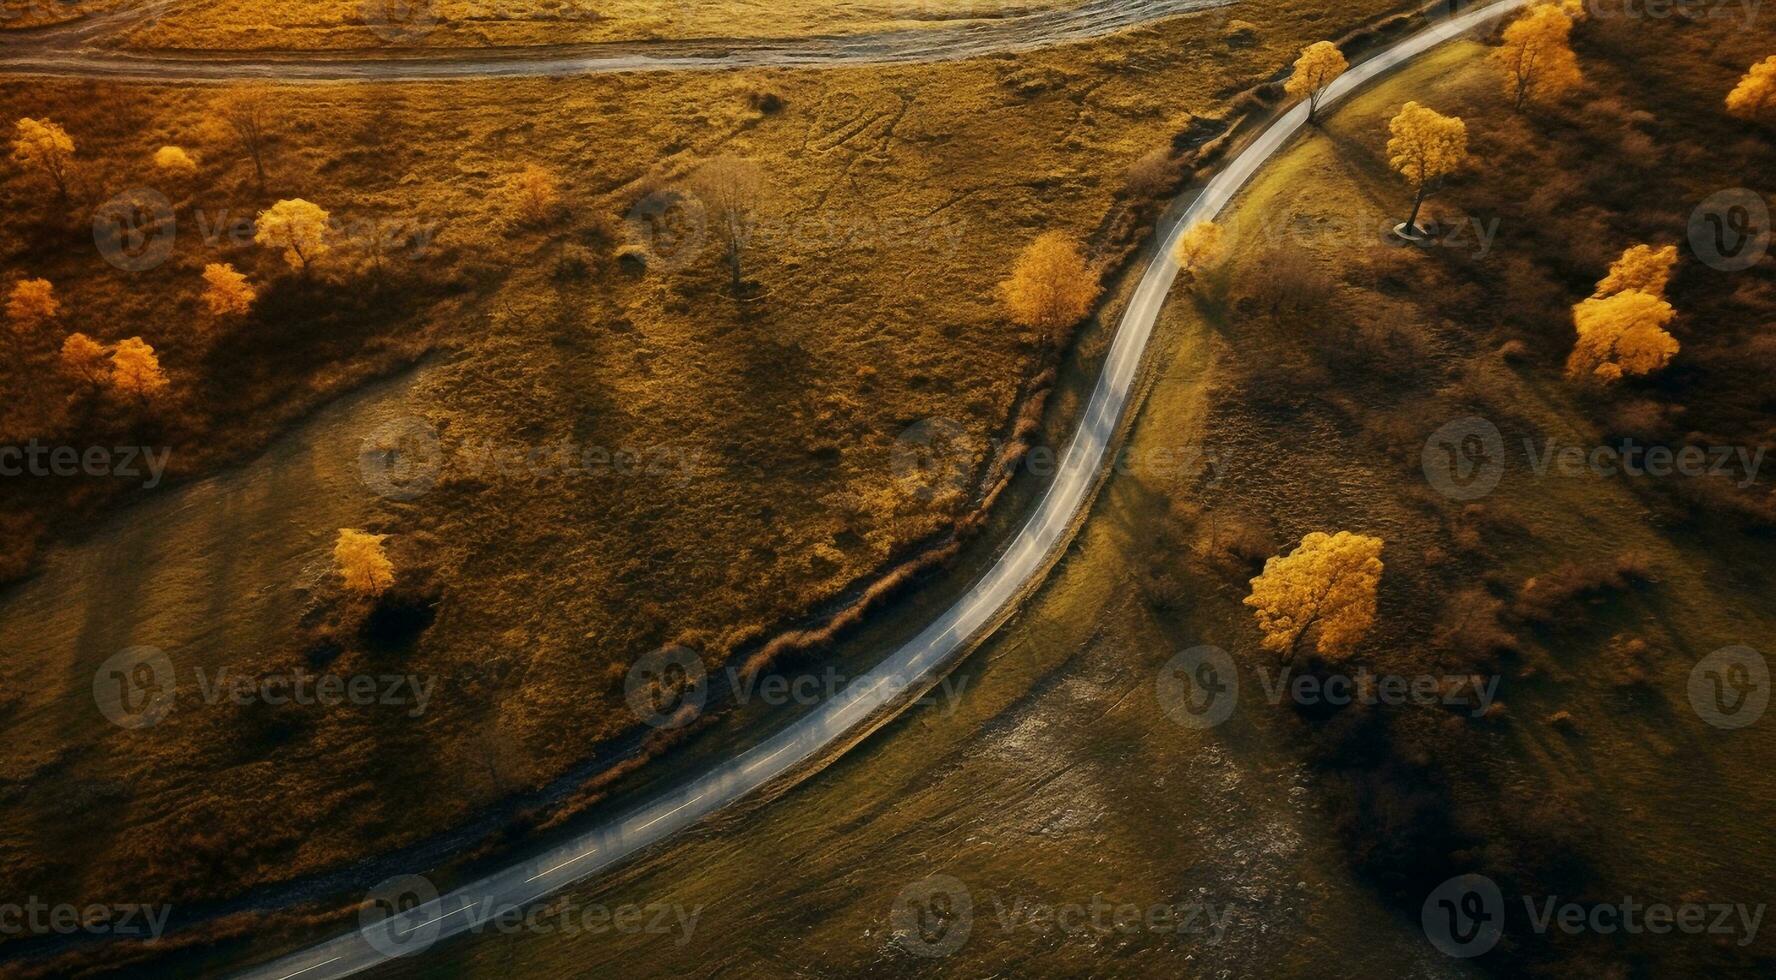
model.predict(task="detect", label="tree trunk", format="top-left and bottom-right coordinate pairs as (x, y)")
top-left (1404, 185), bottom-right (1428, 237)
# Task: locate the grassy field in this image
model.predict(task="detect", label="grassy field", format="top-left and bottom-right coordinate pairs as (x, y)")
top-left (1093, 13), bottom-right (1776, 975)
top-left (0, 0), bottom-right (1425, 965)
top-left (111, 0), bottom-right (1090, 50)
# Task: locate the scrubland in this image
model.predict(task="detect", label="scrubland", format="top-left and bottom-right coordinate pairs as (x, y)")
top-left (0, 0), bottom-right (1424, 970)
top-left (1112, 7), bottom-right (1774, 975)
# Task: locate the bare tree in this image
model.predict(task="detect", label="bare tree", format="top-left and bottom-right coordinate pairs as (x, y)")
top-left (221, 91), bottom-right (274, 193)
top-left (691, 156), bottom-right (764, 292)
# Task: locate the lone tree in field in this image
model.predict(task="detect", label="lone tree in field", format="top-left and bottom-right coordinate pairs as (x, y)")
top-left (335, 528), bottom-right (395, 597)
top-left (221, 90), bottom-right (274, 192)
top-left (1566, 290), bottom-right (1678, 384)
top-left (1173, 219), bottom-right (1226, 280)
top-left (108, 337), bottom-right (169, 403)
top-left (59, 332), bottom-right (110, 391)
top-left (1595, 243), bottom-right (1678, 299)
top-left (1286, 41), bottom-right (1349, 122)
top-left (255, 199), bottom-right (331, 272)
top-left (1244, 531), bottom-right (1384, 661)
top-left (1727, 55), bottom-right (1776, 121)
top-left (201, 262), bottom-right (257, 317)
top-left (691, 155), bottom-right (764, 291)
top-left (6, 278), bottom-right (59, 338)
top-left (1386, 102), bottom-right (1469, 239)
top-left (999, 231), bottom-right (1100, 342)
top-left (502, 164), bottom-right (564, 228)
top-left (10, 118), bottom-right (74, 203)
top-left (1494, 4), bottom-right (1582, 111)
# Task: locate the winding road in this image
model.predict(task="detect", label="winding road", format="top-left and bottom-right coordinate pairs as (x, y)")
top-left (220, 1), bottom-right (1529, 977)
top-left (1, 0), bottom-right (1240, 80)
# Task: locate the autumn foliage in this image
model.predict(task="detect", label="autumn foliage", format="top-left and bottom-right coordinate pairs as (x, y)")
top-left (10, 117), bottom-right (74, 202)
top-left (108, 337), bottom-right (170, 402)
top-left (201, 262), bottom-right (257, 317)
top-left (255, 199), bottom-right (331, 271)
top-left (1494, 4), bottom-right (1582, 110)
top-left (1726, 55), bottom-right (1776, 120)
top-left (1244, 531), bottom-right (1384, 660)
top-left (999, 232), bottom-right (1100, 341)
top-left (6, 278), bottom-right (58, 337)
top-left (1386, 102), bottom-right (1469, 235)
top-left (1285, 41), bottom-right (1349, 121)
top-left (335, 528), bottom-right (395, 597)
top-left (1173, 219), bottom-right (1225, 278)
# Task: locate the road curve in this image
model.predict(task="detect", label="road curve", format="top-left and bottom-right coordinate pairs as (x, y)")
top-left (235, 2), bottom-right (1528, 977)
top-left (4, 0), bottom-right (1232, 81)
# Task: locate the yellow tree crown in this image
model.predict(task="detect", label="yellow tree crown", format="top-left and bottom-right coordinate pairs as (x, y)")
top-left (1387, 102), bottom-right (1469, 188)
top-left (1285, 41), bottom-right (1349, 109)
top-left (335, 528), bottom-right (395, 597)
top-left (255, 199), bottom-right (332, 270)
top-left (1567, 290), bottom-right (1679, 383)
top-left (1727, 55), bottom-right (1776, 120)
top-left (1244, 531), bottom-right (1385, 660)
top-left (1595, 244), bottom-right (1678, 299)
top-left (998, 231), bottom-right (1101, 337)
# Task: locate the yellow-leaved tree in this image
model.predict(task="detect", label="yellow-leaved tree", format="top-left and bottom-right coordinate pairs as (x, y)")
top-left (502, 164), bottom-right (563, 228)
top-left (6, 278), bottom-right (59, 338)
top-left (11, 118), bottom-right (75, 202)
top-left (59, 332), bottom-right (110, 390)
top-left (201, 262), bottom-right (257, 317)
top-left (1594, 243), bottom-right (1678, 299)
top-left (109, 337), bottom-right (170, 403)
top-left (1727, 55), bottom-right (1776, 121)
top-left (1244, 531), bottom-right (1385, 660)
top-left (1386, 102), bottom-right (1469, 238)
top-left (154, 145), bottom-right (198, 175)
top-left (999, 231), bottom-right (1100, 342)
top-left (1494, 4), bottom-right (1582, 111)
top-left (1173, 219), bottom-right (1226, 280)
top-left (335, 528), bottom-right (395, 596)
top-left (1285, 41), bottom-right (1349, 122)
top-left (255, 199), bottom-right (330, 272)
top-left (1566, 290), bottom-right (1678, 383)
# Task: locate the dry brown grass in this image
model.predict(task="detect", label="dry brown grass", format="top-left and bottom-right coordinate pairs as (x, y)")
top-left (0, 0), bottom-right (1422, 952)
